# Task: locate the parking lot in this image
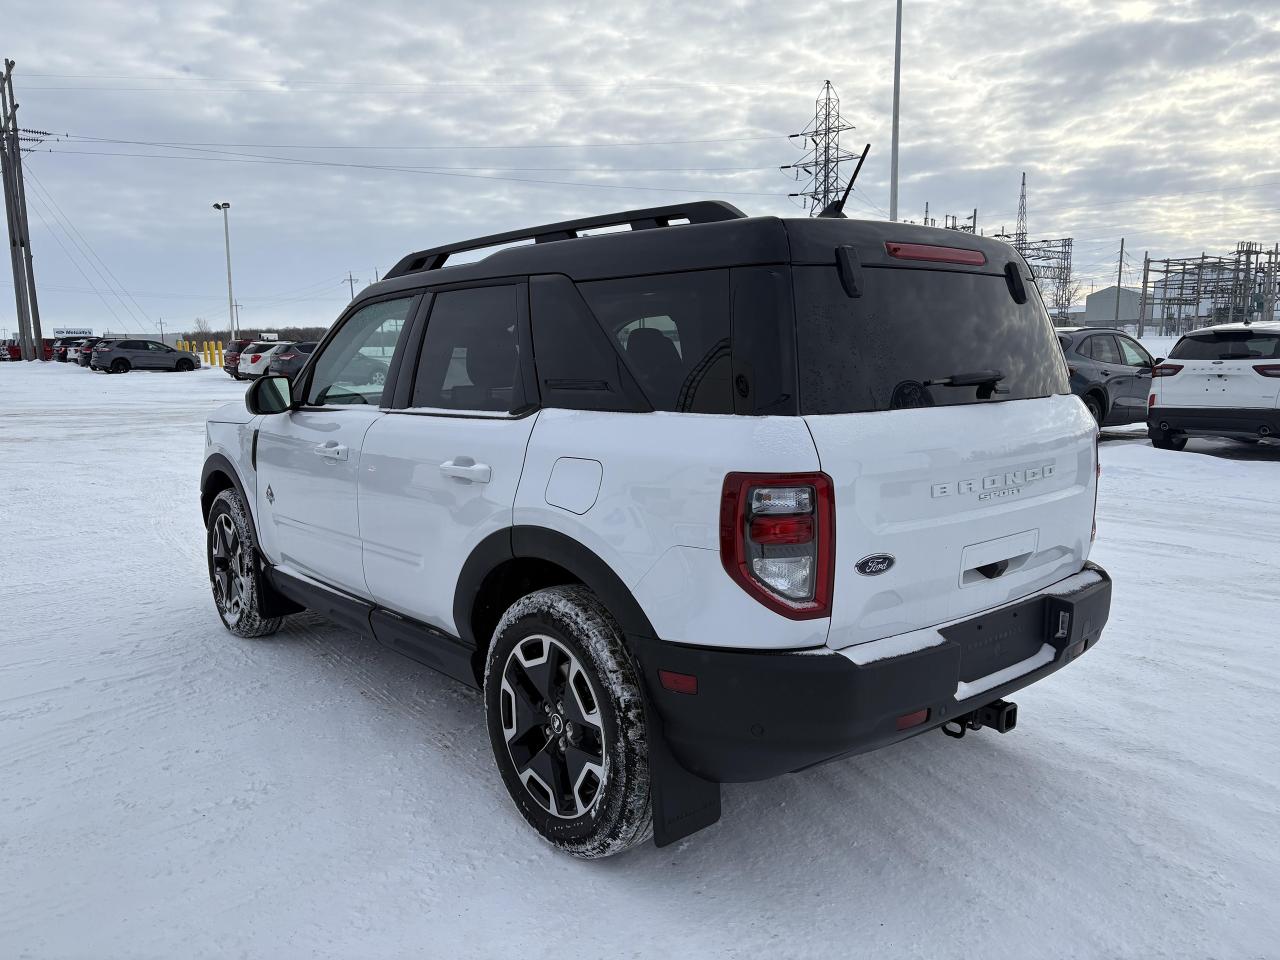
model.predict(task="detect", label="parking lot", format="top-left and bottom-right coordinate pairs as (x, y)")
top-left (2, 361), bottom-right (1279, 958)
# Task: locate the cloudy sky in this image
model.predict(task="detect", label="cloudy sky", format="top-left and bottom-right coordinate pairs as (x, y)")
top-left (5, 0), bottom-right (1279, 336)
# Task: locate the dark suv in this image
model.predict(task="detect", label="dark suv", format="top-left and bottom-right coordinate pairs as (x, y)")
top-left (224, 339), bottom-right (252, 380)
top-left (267, 341), bottom-right (317, 380)
top-left (1057, 327), bottom-right (1157, 425)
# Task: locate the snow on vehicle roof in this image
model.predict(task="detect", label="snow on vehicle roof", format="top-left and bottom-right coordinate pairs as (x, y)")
top-left (1181, 320), bottom-right (1280, 337)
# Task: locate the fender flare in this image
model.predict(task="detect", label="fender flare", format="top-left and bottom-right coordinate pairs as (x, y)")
top-left (452, 526), bottom-right (658, 648)
top-left (200, 452), bottom-right (253, 529)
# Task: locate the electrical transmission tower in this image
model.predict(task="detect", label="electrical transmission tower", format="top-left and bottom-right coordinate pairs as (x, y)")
top-left (1015, 172), bottom-right (1028, 251)
top-left (1, 59), bottom-right (44, 360)
top-left (782, 81), bottom-right (859, 217)
top-left (996, 172), bottom-right (1074, 321)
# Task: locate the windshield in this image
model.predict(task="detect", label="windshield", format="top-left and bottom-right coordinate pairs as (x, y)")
top-left (793, 265), bottom-right (1069, 414)
top-left (1169, 330), bottom-right (1280, 360)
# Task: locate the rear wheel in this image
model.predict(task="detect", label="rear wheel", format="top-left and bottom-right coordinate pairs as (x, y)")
top-left (484, 586), bottom-right (652, 859)
top-left (206, 488), bottom-right (283, 638)
top-left (1149, 430), bottom-right (1187, 451)
top-left (110, 358), bottom-right (130, 374)
top-left (176, 358), bottom-right (194, 372)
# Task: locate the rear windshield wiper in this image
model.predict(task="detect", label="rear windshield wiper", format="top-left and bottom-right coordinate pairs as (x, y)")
top-left (923, 370), bottom-right (1005, 388)
top-left (923, 370), bottom-right (1008, 399)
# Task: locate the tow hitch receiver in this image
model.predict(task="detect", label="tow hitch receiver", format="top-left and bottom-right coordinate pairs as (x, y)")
top-left (941, 699), bottom-right (1018, 739)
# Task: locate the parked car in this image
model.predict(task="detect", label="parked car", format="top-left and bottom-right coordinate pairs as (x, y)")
top-left (76, 337), bottom-right (104, 366)
top-left (53, 338), bottom-right (80, 362)
top-left (266, 341), bottom-right (317, 380)
top-left (237, 341), bottom-right (293, 379)
top-left (224, 339), bottom-right (253, 380)
top-left (201, 202), bottom-right (1111, 858)
top-left (1056, 326), bottom-right (1157, 425)
top-left (90, 339), bottom-right (202, 373)
top-left (1147, 321), bottom-right (1280, 449)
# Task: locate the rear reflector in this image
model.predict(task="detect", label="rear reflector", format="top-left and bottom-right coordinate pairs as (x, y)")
top-left (885, 241), bottom-right (986, 266)
top-left (1152, 364), bottom-right (1183, 377)
top-left (748, 515), bottom-right (814, 545)
top-left (1254, 364), bottom-right (1280, 378)
top-left (896, 708), bottom-right (929, 731)
top-left (658, 670), bottom-right (698, 695)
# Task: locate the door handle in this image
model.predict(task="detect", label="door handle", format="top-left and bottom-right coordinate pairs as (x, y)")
top-left (314, 441), bottom-right (348, 461)
top-left (440, 457), bottom-right (492, 483)
top-left (1100, 369), bottom-right (1112, 377)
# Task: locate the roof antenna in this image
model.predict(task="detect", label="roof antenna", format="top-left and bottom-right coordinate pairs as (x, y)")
top-left (818, 143), bottom-right (871, 219)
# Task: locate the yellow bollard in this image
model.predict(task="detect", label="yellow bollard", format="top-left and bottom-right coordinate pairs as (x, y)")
top-left (204, 342), bottom-right (212, 365)
top-left (216, 341), bottom-right (223, 366)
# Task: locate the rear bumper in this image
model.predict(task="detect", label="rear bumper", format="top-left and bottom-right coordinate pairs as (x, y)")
top-left (630, 562), bottom-right (1112, 783)
top-left (1148, 406), bottom-right (1280, 438)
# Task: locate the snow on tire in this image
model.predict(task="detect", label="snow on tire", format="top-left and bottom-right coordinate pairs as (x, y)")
top-left (484, 585), bottom-right (652, 859)
top-left (206, 488), bottom-right (283, 639)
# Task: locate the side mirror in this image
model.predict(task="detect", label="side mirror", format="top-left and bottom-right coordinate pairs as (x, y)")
top-left (246, 375), bottom-right (293, 415)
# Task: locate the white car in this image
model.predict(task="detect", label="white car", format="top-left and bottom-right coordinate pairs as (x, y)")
top-left (1147, 321), bottom-right (1280, 449)
top-left (237, 341), bottom-right (291, 379)
top-left (200, 202), bottom-right (1112, 858)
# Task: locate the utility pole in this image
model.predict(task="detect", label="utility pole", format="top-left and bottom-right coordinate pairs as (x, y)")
top-left (1113, 238), bottom-right (1125, 326)
top-left (212, 202), bottom-right (237, 339)
top-left (1137, 252), bottom-right (1150, 340)
top-left (889, 0), bottom-right (903, 221)
top-left (345, 272), bottom-right (359, 300)
top-left (233, 301), bottom-right (242, 335)
top-left (782, 81), bottom-right (858, 217)
top-left (158, 316), bottom-right (165, 344)
top-left (1, 59), bottom-right (43, 360)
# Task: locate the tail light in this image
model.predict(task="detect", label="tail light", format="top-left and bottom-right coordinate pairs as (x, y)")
top-left (1253, 364), bottom-right (1280, 378)
top-left (1152, 364), bottom-right (1183, 377)
top-left (1091, 433), bottom-right (1100, 542)
top-left (720, 472), bottom-right (835, 619)
top-left (97, 346), bottom-right (113, 353)
top-left (276, 352), bottom-right (297, 361)
top-left (1148, 394), bottom-right (1157, 409)
top-left (251, 355), bottom-right (262, 363)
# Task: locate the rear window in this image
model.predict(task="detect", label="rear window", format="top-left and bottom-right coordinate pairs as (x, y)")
top-left (1169, 331), bottom-right (1280, 361)
top-left (297, 342), bottom-right (317, 354)
top-left (244, 343), bottom-right (275, 354)
top-left (793, 265), bottom-right (1069, 414)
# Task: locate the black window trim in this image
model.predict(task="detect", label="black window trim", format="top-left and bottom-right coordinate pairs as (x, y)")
top-left (292, 289), bottom-right (428, 412)
top-left (385, 276), bottom-right (539, 421)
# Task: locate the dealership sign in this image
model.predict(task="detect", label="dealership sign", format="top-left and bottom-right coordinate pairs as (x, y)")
top-left (53, 328), bottom-right (94, 337)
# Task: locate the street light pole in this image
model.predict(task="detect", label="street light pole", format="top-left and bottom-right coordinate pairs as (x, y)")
top-left (889, 0), bottom-right (903, 222)
top-left (212, 202), bottom-right (236, 339)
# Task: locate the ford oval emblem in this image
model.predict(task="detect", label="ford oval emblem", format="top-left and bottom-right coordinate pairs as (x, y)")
top-left (855, 554), bottom-right (895, 576)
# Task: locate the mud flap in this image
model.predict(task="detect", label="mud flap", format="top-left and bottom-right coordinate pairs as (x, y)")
top-left (640, 690), bottom-right (722, 847)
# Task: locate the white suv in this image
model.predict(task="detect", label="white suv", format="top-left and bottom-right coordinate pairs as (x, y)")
top-left (200, 202), bottom-right (1112, 858)
top-left (1148, 321), bottom-right (1280, 449)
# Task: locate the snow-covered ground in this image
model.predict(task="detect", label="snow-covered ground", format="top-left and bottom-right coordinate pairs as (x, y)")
top-left (2, 361), bottom-right (1279, 959)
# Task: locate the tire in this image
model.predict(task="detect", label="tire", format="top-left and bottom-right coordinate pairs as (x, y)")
top-left (484, 585), bottom-right (652, 859)
top-left (1149, 430), bottom-right (1188, 451)
top-left (1084, 392), bottom-right (1105, 426)
top-left (110, 358), bottom-right (130, 374)
top-left (206, 488), bottom-right (283, 638)
top-left (370, 369), bottom-right (387, 386)
top-left (176, 358), bottom-right (194, 372)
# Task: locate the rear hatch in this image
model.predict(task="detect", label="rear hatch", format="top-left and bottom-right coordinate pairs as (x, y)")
top-left (790, 242), bottom-right (1096, 649)
top-left (1155, 328), bottom-right (1280, 409)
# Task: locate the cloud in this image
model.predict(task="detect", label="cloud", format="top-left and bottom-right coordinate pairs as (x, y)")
top-left (3, 0), bottom-right (1278, 332)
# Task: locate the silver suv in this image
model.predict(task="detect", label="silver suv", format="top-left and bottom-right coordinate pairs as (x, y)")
top-left (91, 339), bottom-right (201, 373)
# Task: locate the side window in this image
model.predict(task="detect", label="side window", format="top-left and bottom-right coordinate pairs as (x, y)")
top-left (528, 274), bottom-right (648, 412)
top-left (306, 296), bottom-right (417, 407)
top-left (577, 270), bottom-right (732, 413)
top-left (1086, 335), bottom-right (1121, 365)
top-left (410, 285), bottom-right (523, 413)
top-left (147, 341), bottom-right (169, 352)
top-left (1116, 337), bottom-right (1150, 367)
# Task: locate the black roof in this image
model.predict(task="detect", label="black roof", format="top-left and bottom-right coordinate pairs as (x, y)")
top-left (363, 202), bottom-right (1024, 302)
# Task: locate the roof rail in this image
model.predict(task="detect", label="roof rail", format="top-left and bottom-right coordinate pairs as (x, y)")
top-left (384, 200), bottom-right (747, 279)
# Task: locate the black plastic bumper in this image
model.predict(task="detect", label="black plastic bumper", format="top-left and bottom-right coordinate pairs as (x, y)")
top-left (1148, 406), bottom-right (1280, 438)
top-left (630, 562), bottom-right (1112, 784)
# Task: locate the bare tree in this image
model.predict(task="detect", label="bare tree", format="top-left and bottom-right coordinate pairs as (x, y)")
top-left (193, 317), bottom-right (211, 335)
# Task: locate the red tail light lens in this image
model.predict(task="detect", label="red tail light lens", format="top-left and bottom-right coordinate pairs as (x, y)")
top-left (1152, 364), bottom-right (1183, 377)
top-left (1148, 394), bottom-right (1157, 409)
top-left (720, 472), bottom-right (835, 620)
top-left (885, 241), bottom-right (986, 266)
top-left (276, 353), bottom-right (297, 361)
top-left (1253, 364), bottom-right (1280, 378)
top-left (251, 355), bottom-right (262, 363)
top-left (658, 670), bottom-right (698, 695)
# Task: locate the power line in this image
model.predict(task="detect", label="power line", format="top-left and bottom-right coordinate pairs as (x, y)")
top-left (48, 131), bottom-right (787, 151)
top-left (24, 193), bottom-right (124, 326)
top-left (35, 146), bottom-right (787, 199)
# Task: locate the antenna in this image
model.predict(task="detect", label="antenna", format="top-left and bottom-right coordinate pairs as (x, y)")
top-left (817, 144), bottom-right (872, 219)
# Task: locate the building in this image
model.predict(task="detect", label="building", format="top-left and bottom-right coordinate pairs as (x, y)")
top-left (1082, 286), bottom-right (1141, 327)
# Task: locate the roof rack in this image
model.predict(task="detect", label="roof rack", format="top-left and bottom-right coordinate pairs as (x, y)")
top-left (384, 200), bottom-right (747, 279)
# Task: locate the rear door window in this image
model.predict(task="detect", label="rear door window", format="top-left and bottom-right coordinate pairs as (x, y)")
top-left (1170, 331), bottom-right (1280, 360)
top-left (1085, 335), bottom-right (1122, 365)
top-left (409, 285), bottom-right (526, 413)
top-left (577, 270), bottom-right (732, 413)
top-left (793, 265), bottom-right (1068, 413)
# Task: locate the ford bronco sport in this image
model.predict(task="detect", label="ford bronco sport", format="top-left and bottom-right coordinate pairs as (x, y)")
top-left (200, 201), bottom-right (1112, 858)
